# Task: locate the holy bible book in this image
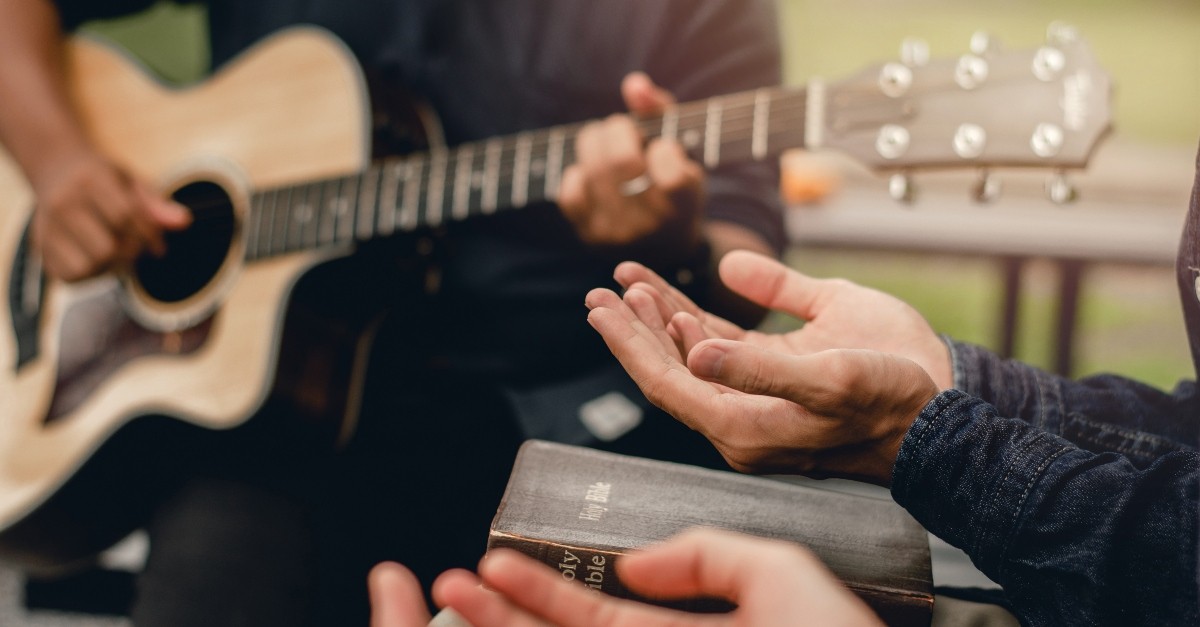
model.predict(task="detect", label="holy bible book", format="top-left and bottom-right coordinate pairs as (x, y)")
top-left (486, 440), bottom-right (934, 626)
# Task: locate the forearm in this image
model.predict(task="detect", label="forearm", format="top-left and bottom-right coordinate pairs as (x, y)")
top-left (0, 0), bottom-right (94, 186)
top-left (893, 390), bottom-right (1199, 626)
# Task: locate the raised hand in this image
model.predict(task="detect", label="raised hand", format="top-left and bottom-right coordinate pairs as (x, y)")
top-left (609, 250), bottom-right (953, 390)
top-left (586, 251), bottom-right (947, 483)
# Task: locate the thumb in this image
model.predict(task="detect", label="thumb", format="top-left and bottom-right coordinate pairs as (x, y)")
top-left (621, 71), bottom-right (675, 116)
top-left (135, 183), bottom-right (192, 230)
top-left (718, 250), bottom-right (833, 322)
top-left (687, 339), bottom-right (818, 402)
top-left (616, 528), bottom-right (786, 602)
top-left (368, 562), bottom-right (432, 627)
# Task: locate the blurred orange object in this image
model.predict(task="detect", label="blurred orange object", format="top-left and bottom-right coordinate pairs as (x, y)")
top-left (780, 149), bottom-right (842, 206)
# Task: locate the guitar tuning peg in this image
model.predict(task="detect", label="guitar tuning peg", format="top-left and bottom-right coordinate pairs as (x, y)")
top-left (973, 170), bottom-right (1002, 203)
top-left (889, 172), bottom-right (916, 204)
top-left (1046, 22), bottom-right (1080, 47)
top-left (900, 38), bottom-right (930, 67)
top-left (1046, 171), bottom-right (1078, 205)
top-left (970, 31), bottom-right (998, 55)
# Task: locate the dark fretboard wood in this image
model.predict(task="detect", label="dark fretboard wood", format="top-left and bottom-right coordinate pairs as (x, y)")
top-left (243, 85), bottom-right (809, 262)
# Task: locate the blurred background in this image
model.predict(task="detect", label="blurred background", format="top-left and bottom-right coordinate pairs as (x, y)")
top-left (3, 1), bottom-right (1197, 625)
top-left (85, 0), bottom-right (1200, 390)
top-left (772, 0), bottom-right (1199, 390)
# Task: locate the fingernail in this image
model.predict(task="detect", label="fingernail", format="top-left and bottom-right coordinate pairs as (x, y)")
top-left (689, 343), bottom-right (726, 379)
top-left (168, 201), bottom-right (192, 222)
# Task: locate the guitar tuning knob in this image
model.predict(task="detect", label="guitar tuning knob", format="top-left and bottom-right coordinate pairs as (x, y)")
top-left (1046, 171), bottom-right (1078, 205)
top-left (973, 170), bottom-right (1002, 203)
top-left (970, 31), bottom-right (998, 55)
top-left (889, 172), bottom-right (916, 204)
top-left (900, 38), bottom-right (930, 67)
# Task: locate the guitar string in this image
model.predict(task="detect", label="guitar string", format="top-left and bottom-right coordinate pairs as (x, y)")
top-left (174, 105), bottom-right (806, 227)
top-left (179, 104), bottom-right (811, 224)
top-left (186, 96), bottom-right (813, 257)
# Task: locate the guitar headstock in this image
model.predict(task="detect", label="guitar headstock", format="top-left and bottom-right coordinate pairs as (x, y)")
top-left (814, 23), bottom-right (1112, 203)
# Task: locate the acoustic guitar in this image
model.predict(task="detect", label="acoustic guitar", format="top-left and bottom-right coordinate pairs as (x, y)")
top-left (0, 25), bottom-right (1111, 570)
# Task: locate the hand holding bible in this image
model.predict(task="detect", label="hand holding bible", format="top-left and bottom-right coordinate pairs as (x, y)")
top-left (367, 528), bottom-right (884, 627)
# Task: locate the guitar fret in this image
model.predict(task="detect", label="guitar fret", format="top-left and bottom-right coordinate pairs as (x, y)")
top-left (805, 78), bottom-right (824, 149)
top-left (312, 184), bottom-right (328, 248)
top-left (313, 182), bottom-right (330, 246)
top-left (752, 89), bottom-right (770, 160)
top-left (424, 150), bottom-right (448, 225)
top-left (453, 144), bottom-right (473, 221)
top-left (284, 186), bottom-right (299, 251)
top-left (662, 107), bottom-right (678, 142)
top-left (427, 151), bottom-right (447, 226)
top-left (398, 158), bottom-right (422, 230)
top-left (317, 179), bottom-right (338, 245)
top-left (482, 138), bottom-right (501, 214)
top-left (306, 184), bottom-right (323, 248)
top-left (260, 190), bottom-right (277, 256)
top-left (512, 132), bottom-right (532, 208)
top-left (244, 194), bottom-right (262, 260)
top-left (378, 160), bottom-right (403, 236)
top-left (356, 167), bottom-right (379, 240)
top-left (544, 128), bottom-right (565, 199)
top-left (334, 175), bottom-right (357, 244)
top-left (288, 187), bottom-right (307, 252)
top-left (279, 188), bottom-right (294, 253)
top-left (273, 188), bottom-right (292, 253)
top-left (286, 188), bottom-right (301, 253)
top-left (704, 99), bottom-right (722, 168)
top-left (291, 184), bottom-right (307, 249)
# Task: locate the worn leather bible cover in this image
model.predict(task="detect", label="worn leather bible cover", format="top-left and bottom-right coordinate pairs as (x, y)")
top-left (487, 439), bottom-right (934, 626)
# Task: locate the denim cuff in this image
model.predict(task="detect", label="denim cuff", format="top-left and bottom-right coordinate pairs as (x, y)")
top-left (892, 389), bottom-right (1071, 580)
top-left (944, 340), bottom-right (1066, 436)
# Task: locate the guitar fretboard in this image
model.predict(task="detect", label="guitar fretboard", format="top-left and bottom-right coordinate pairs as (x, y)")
top-left (242, 85), bottom-right (809, 261)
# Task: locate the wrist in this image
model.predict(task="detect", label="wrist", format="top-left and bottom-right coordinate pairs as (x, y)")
top-left (27, 142), bottom-right (100, 193)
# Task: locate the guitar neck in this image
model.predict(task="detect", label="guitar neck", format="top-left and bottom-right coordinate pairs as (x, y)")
top-left (242, 85), bottom-right (809, 261)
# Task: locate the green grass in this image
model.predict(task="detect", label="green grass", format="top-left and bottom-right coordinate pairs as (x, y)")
top-left (80, 2), bottom-right (208, 84)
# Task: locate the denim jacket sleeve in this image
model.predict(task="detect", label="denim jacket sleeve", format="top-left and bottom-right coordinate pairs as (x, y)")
top-left (949, 339), bottom-right (1200, 458)
top-left (892, 340), bottom-right (1199, 626)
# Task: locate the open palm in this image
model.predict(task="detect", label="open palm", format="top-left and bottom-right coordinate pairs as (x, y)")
top-left (610, 250), bottom-right (953, 390)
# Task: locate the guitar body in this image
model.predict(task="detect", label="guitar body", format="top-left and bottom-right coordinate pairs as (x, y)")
top-left (0, 27), bottom-right (374, 571)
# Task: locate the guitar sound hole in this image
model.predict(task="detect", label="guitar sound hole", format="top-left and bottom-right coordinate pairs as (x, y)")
top-left (133, 181), bottom-right (235, 304)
